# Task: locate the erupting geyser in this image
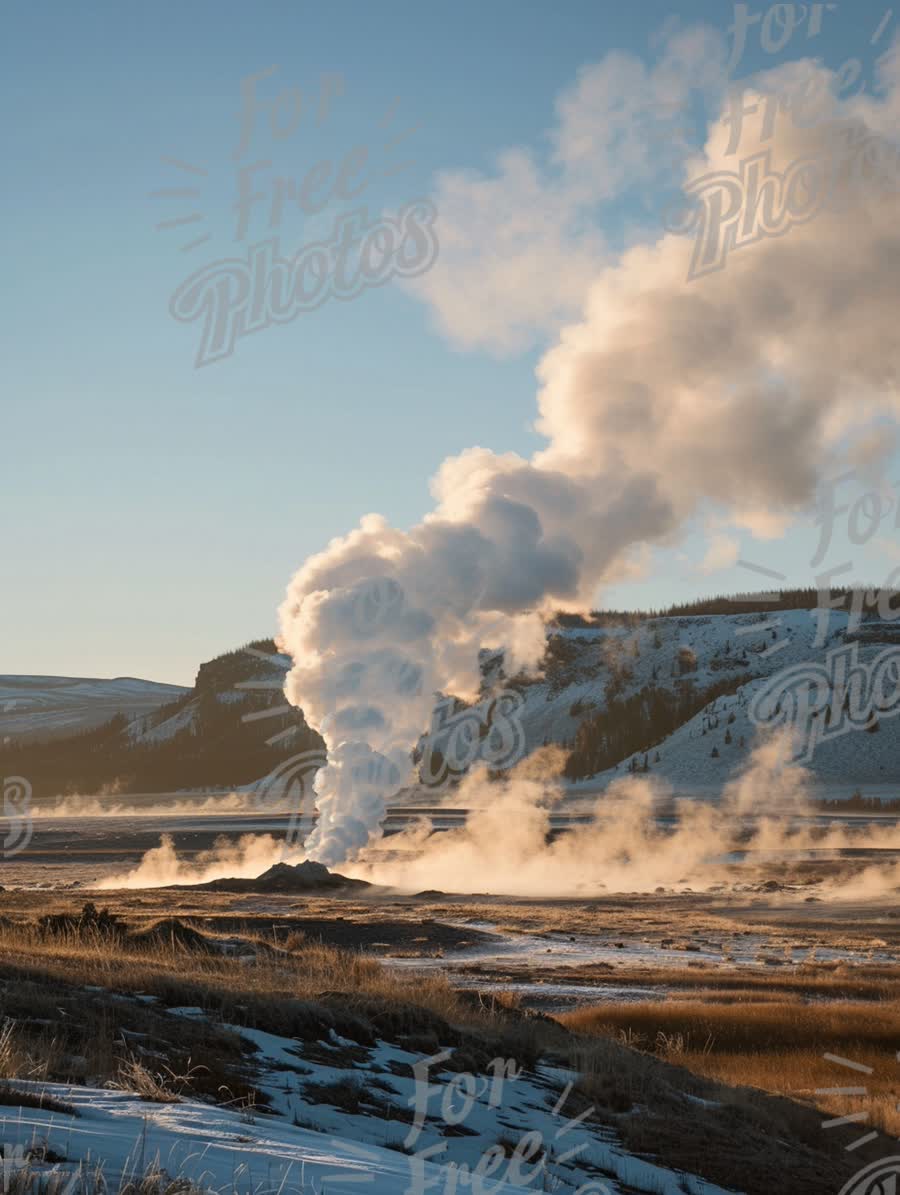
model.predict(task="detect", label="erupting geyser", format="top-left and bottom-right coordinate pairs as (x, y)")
top-left (279, 51), bottom-right (900, 868)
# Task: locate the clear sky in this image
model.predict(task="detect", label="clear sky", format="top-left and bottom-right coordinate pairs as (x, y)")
top-left (3, 0), bottom-right (897, 685)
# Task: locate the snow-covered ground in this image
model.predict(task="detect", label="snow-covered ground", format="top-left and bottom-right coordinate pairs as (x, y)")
top-left (0, 1016), bottom-right (737, 1195)
top-left (1, 1082), bottom-right (468, 1195)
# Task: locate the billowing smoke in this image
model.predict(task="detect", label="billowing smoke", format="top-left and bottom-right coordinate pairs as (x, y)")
top-left (278, 41), bottom-right (900, 866)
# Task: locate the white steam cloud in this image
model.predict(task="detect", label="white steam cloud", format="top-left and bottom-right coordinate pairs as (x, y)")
top-left (277, 35), bottom-right (900, 867)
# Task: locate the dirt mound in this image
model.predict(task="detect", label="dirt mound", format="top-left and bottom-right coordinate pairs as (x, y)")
top-left (186, 860), bottom-right (371, 894)
top-left (128, 917), bottom-right (213, 952)
top-left (256, 861), bottom-right (367, 890)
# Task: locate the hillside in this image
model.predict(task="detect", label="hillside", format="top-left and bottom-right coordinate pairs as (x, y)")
top-left (5, 594), bottom-right (900, 803)
top-left (0, 643), bottom-right (322, 800)
top-left (0, 675), bottom-right (187, 742)
top-left (512, 607), bottom-right (900, 800)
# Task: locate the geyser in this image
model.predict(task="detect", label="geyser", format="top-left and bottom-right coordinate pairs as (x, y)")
top-left (278, 47), bottom-right (900, 868)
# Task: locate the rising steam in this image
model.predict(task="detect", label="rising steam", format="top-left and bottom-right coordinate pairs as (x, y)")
top-left (98, 737), bottom-right (900, 898)
top-left (95, 831), bottom-right (300, 890)
top-left (31, 791), bottom-right (269, 820)
top-left (340, 738), bottom-right (900, 898)
top-left (275, 35), bottom-right (900, 868)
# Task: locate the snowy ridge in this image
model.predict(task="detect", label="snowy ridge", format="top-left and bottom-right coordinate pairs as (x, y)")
top-left (0, 676), bottom-right (187, 743)
top-left (8, 610), bottom-right (899, 798)
top-left (484, 609), bottom-right (900, 799)
top-left (584, 672), bottom-right (900, 798)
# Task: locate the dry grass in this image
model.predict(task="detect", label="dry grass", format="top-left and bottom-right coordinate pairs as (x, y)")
top-left (0, 917), bottom-right (557, 1096)
top-left (0, 917), bottom-right (461, 1027)
top-left (117, 1172), bottom-right (203, 1195)
top-left (0, 1156), bottom-right (205, 1195)
top-left (570, 1034), bottom-right (886, 1195)
top-left (561, 996), bottom-right (900, 1134)
top-left (677, 1046), bottom-right (900, 1137)
top-left (0, 1017), bottom-right (65, 1084)
top-left (563, 996), bottom-right (900, 1052)
top-left (591, 961), bottom-right (899, 1000)
top-left (110, 1055), bottom-right (208, 1104)
top-left (0, 1019), bottom-right (31, 1079)
top-left (0, 1018), bottom-right (78, 1118)
top-left (0, 899), bottom-right (889, 1195)
top-left (559, 1037), bottom-right (865, 1195)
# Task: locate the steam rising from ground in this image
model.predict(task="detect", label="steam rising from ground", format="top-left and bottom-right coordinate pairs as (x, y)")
top-left (341, 740), bottom-right (900, 898)
top-left (95, 832), bottom-right (300, 890)
top-left (98, 739), bottom-right (900, 899)
top-left (32, 791), bottom-right (268, 819)
top-left (276, 36), bottom-right (900, 868)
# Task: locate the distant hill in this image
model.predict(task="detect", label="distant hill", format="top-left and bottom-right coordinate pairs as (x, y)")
top-left (0, 675), bottom-right (187, 742)
top-left (0, 643), bottom-right (322, 800)
top-left (476, 598), bottom-right (900, 802)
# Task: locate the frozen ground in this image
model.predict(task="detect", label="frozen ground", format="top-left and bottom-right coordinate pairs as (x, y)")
top-left (382, 916), bottom-right (897, 1010)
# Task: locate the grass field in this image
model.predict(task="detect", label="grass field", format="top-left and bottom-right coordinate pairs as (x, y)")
top-left (0, 890), bottom-right (895, 1195)
top-left (561, 993), bottom-right (900, 1136)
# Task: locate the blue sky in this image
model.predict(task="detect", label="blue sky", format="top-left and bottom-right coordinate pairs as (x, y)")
top-left (3, 0), bottom-right (896, 685)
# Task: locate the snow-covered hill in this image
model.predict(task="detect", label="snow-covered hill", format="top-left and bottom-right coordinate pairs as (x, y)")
top-left (0, 675), bottom-right (188, 743)
top-left (478, 608), bottom-right (900, 801)
top-left (581, 674), bottom-right (900, 801)
top-left (510, 608), bottom-right (841, 744)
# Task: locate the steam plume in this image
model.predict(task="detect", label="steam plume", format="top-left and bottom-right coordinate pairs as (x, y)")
top-left (278, 43), bottom-right (900, 866)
